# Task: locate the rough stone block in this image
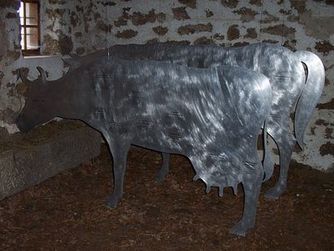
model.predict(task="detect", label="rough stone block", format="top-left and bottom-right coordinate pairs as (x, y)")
top-left (0, 122), bottom-right (102, 200)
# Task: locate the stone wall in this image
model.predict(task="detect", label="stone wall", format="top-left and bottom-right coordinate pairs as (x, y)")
top-left (0, 0), bottom-right (21, 131)
top-left (0, 0), bottom-right (333, 171)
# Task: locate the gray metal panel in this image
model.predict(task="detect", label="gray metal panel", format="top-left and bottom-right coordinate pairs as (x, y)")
top-left (16, 58), bottom-right (272, 236)
top-left (101, 42), bottom-right (324, 198)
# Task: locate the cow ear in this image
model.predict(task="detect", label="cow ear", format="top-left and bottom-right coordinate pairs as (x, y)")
top-left (36, 66), bottom-right (47, 83)
top-left (18, 68), bottom-right (33, 85)
top-left (15, 79), bottom-right (30, 97)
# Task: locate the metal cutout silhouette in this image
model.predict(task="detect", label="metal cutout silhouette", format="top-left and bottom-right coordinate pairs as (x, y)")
top-left (17, 58), bottom-right (272, 236)
top-left (67, 42), bottom-right (325, 199)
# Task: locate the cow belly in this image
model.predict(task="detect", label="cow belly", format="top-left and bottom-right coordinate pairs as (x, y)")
top-left (132, 122), bottom-right (190, 155)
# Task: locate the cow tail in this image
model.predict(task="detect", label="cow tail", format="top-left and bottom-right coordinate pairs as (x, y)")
top-left (294, 51), bottom-right (325, 149)
top-left (262, 121), bottom-right (274, 182)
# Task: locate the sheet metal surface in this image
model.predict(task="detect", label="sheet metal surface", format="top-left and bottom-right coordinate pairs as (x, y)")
top-left (17, 58), bottom-right (272, 236)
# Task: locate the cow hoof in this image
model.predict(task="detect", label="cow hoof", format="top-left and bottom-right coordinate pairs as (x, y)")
top-left (106, 195), bottom-right (120, 208)
top-left (264, 187), bottom-right (285, 200)
top-left (155, 166), bottom-right (169, 184)
top-left (229, 222), bottom-right (249, 237)
top-left (155, 175), bottom-right (164, 184)
top-left (155, 172), bottom-right (167, 183)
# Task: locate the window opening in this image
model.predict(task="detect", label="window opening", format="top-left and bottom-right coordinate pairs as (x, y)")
top-left (19, 0), bottom-right (41, 56)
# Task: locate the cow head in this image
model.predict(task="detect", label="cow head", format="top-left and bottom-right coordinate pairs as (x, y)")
top-left (16, 66), bottom-right (50, 132)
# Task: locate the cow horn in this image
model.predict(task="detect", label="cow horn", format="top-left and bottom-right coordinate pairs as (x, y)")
top-left (36, 66), bottom-right (47, 83)
top-left (18, 68), bottom-right (33, 85)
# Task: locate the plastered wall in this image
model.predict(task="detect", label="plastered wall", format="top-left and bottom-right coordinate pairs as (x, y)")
top-left (0, 0), bottom-right (333, 171)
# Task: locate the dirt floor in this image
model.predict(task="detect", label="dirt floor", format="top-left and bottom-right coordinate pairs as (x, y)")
top-left (0, 143), bottom-right (333, 250)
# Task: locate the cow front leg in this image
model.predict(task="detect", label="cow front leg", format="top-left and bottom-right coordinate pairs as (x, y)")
top-left (229, 168), bottom-right (263, 237)
top-left (156, 152), bottom-right (171, 183)
top-left (104, 134), bottom-right (131, 208)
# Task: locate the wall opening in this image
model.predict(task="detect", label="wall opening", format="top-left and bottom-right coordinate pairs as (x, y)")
top-left (19, 0), bottom-right (41, 56)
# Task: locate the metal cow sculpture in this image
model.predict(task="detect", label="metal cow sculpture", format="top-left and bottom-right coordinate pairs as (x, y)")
top-left (66, 42), bottom-right (325, 199)
top-left (16, 58), bottom-right (272, 236)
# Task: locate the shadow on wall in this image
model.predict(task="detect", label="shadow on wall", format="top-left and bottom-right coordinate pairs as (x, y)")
top-left (0, 55), bottom-right (66, 133)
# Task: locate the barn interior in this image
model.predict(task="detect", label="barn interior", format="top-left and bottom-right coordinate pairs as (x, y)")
top-left (0, 0), bottom-right (333, 249)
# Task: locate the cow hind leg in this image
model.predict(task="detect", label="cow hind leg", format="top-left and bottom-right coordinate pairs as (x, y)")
top-left (229, 167), bottom-right (263, 237)
top-left (155, 152), bottom-right (171, 183)
top-left (262, 131), bottom-right (275, 182)
top-left (265, 129), bottom-right (295, 199)
top-left (103, 133), bottom-right (131, 208)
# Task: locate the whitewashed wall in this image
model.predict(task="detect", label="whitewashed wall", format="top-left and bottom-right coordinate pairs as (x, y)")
top-left (0, 0), bottom-right (333, 171)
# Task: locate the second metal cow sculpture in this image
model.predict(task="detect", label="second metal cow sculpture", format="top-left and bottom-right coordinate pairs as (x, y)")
top-left (16, 58), bottom-right (272, 236)
top-left (67, 42), bottom-right (325, 199)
